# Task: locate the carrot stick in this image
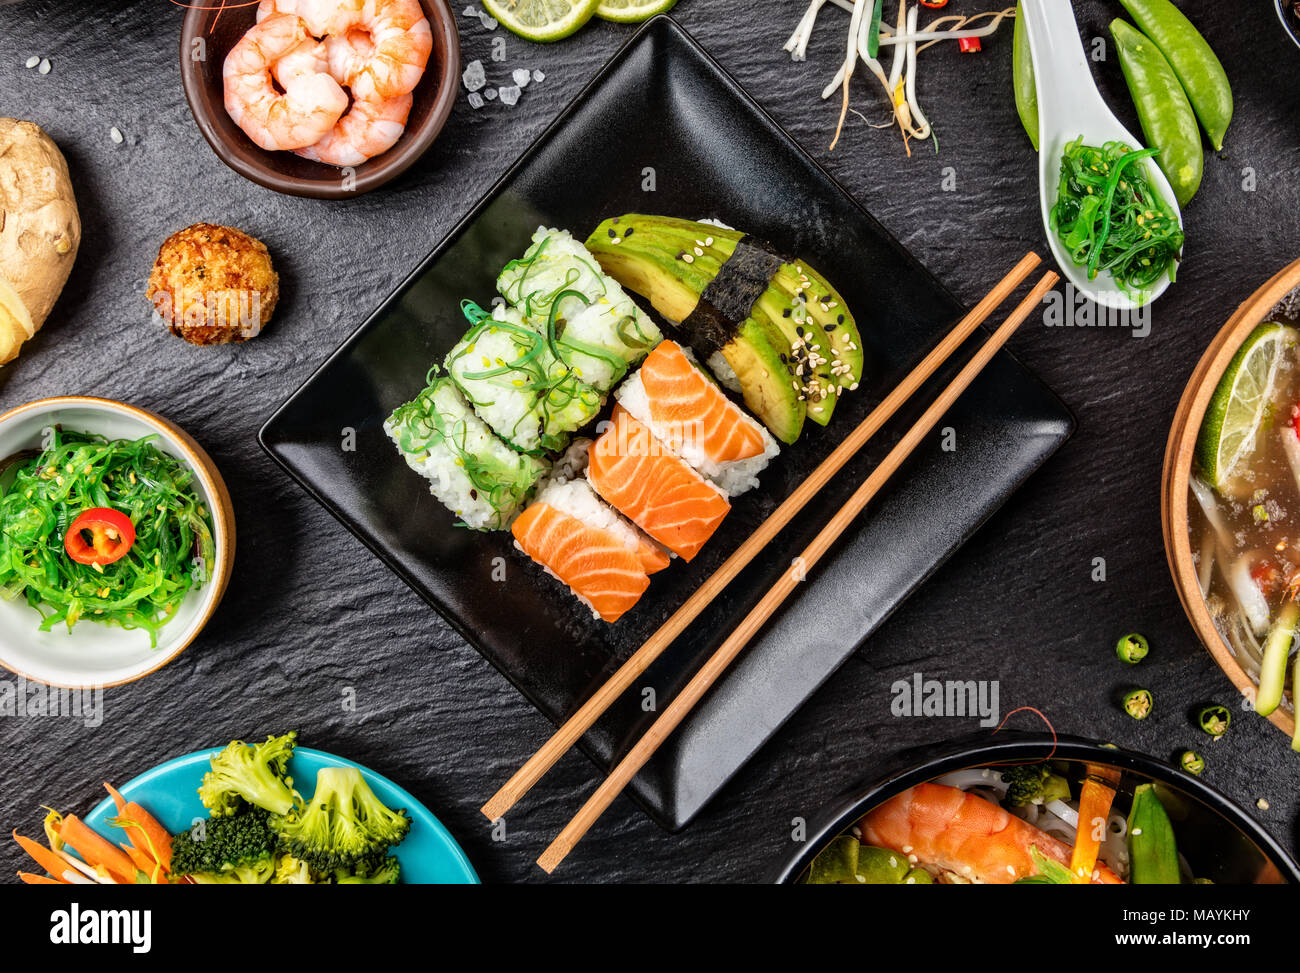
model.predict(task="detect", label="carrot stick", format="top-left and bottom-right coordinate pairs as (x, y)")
top-left (57, 815), bottom-right (136, 884)
top-left (1069, 764), bottom-right (1122, 883)
top-left (103, 782), bottom-right (127, 816)
top-left (18, 871), bottom-right (64, 885)
top-left (13, 831), bottom-right (71, 879)
top-left (109, 801), bottom-right (173, 873)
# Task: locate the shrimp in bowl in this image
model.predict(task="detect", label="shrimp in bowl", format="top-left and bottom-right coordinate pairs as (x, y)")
top-left (224, 0), bottom-right (433, 166)
top-left (796, 758), bottom-right (1286, 885)
top-left (223, 13), bottom-right (349, 152)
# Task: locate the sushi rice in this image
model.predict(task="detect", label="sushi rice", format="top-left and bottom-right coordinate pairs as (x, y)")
top-left (385, 377), bottom-right (549, 531)
top-left (498, 226), bottom-right (662, 393)
top-left (445, 303), bottom-right (605, 454)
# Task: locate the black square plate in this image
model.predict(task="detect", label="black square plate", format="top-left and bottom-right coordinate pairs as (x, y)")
top-left (260, 16), bottom-right (1073, 830)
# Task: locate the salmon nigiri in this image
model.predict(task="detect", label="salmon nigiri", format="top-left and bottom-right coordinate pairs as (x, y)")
top-left (511, 502), bottom-right (652, 624)
top-left (860, 782), bottom-right (1123, 885)
top-left (587, 406), bottom-right (730, 562)
top-left (615, 341), bottom-right (779, 496)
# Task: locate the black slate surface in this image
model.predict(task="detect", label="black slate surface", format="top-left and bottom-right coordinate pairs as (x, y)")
top-left (1, 0), bottom-right (1298, 884)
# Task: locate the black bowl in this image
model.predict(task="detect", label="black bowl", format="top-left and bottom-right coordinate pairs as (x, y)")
top-left (1277, 0), bottom-right (1300, 50)
top-left (769, 733), bottom-right (1300, 884)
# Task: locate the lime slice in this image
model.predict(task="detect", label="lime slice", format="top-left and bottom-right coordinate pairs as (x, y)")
top-left (482, 0), bottom-right (602, 41)
top-left (1196, 322), bottom-right (1295, 489)
top-left (596, 0), bottom-right (678, 22)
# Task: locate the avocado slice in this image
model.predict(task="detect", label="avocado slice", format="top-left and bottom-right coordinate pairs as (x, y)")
top-left (588, 215), bottom-right (863, 424)
top-left (588, 230), bottom-right (805, 442)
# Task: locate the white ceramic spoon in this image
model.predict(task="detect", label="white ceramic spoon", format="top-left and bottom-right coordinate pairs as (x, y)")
top-left (1021, 0), bottom-right (1183, 310)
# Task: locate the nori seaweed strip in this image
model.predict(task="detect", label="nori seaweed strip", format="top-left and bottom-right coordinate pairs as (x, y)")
top-left (679, 235), bottom-right (787, 357)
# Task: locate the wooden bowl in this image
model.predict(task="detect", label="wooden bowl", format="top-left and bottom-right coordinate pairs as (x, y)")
top-left (1162, 256), bottom-right (1300, 737)
top-left (0, 397), bottom-right (236, 688)
top-left (179, 0), bottom-right (460, 199)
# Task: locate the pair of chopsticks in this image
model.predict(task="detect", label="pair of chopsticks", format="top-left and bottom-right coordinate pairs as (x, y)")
top-left (481, 253), bottom-right (1059, 872)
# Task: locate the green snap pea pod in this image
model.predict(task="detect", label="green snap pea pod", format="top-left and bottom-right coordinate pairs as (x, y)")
top-left (1118, 0), bottom-right (1233, 151)
top-left (1127, 783), bottom-right (1181, 884)
top-left (1110, 19), bottom-right (1202, 207)
top-left (1256, 600), bottom-right (1298, 717)
top-left (1013, 2), bottom-right (1039, 151)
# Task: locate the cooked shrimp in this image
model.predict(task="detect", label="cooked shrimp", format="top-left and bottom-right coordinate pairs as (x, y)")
top-left (322, 0), bottom-right (432, 99)
top-left (860, 782), bottom-right (1124, 885)
top-left (223, 14), bottom-right (348, 152)
top-left (293, 92), bottom-right (412, 166)
top-left (272, 35), bottom-right (329, 86)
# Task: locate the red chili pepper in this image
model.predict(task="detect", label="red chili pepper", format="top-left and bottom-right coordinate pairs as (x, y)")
top-left (919, 0), bottom-right (949, 7)
top-left (958, 36), bottom-right (982, 53)
top-left (65, 508), bottom-right (136, 567)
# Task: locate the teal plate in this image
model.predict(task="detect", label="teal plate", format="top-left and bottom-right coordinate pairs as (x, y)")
top-left (84, 747), bottom-right (478, 885)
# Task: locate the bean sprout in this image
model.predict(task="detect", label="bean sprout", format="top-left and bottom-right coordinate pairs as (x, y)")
top-left (788, 0), bottom-right (1017, 153)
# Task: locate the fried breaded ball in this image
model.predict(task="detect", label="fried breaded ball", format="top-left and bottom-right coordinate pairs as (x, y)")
top-left (146, 223), bottom-right (279, 345)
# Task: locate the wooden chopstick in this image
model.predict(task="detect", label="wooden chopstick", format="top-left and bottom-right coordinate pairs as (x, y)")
top-left (536, 268), bottom-right (1060, 872)
top-left (481, 252), bottom-right (1043, 824)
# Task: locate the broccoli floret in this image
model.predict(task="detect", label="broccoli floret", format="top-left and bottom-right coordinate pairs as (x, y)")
top-left (271, 853), bottom-right (319, 884)
top-left (198, 731), bottom-right (300, 816)
top-left (275, 766), bottom-right (410, 872)
top-left (170, 806), bottom-right (278, 881)
top-left (1001, 764), bottom-right (1072, 807)
top-left (189, 859), bottom-right (275, 884)
top-left (334, 857), bottom-right (400, 884)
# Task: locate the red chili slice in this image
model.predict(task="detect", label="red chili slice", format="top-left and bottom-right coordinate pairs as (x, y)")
top-left (958, 36), bottom-right (982, 53)
top-left (65, 508), bottom-right (136, 567)
top-left (919, 0), bottom-right (949, 7)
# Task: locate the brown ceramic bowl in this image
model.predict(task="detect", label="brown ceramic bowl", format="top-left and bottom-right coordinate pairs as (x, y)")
top-left (180, 0), bottom-right (460, 199)
top-left (1163, 256), bottom-right (1300, 737)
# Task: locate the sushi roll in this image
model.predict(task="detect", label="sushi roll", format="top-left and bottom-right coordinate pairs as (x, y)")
top-left (498, 226), bottom-right (662, 393)
top-left (445, 302), bottom-right (605, 454)
top-left (614, 340), bottom-right (779, 497)
top-left (385, 376), bottom-right (549, 531)
top-left (586, 405), bottom-right (731, 562)
top-left (512, 474), bottom-right (668, 624)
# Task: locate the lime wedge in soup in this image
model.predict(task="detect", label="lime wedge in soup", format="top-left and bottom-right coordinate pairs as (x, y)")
top-left (1196, 322), bottom-right (1295, 491)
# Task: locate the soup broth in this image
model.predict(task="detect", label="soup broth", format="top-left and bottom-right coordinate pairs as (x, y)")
top-left (1190, 290), bottom-right (1300, 713)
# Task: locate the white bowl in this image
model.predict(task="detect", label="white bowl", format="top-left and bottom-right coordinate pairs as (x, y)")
top-left (0, 397), bottom-right (235, 688)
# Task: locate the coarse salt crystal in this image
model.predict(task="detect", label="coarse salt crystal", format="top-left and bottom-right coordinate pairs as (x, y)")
top-left (498, 84), bottom-right (521, 106)
top-left (484, 87), bottom-right (497, 100)
top-left (513, 68), bottom-right (531, 88)
top-left (462, 59), bottom-right (486, 92)
top-left (532, 69), bottom-right (545, 83)
top-left (467, 91), bottom-right (484, 109)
